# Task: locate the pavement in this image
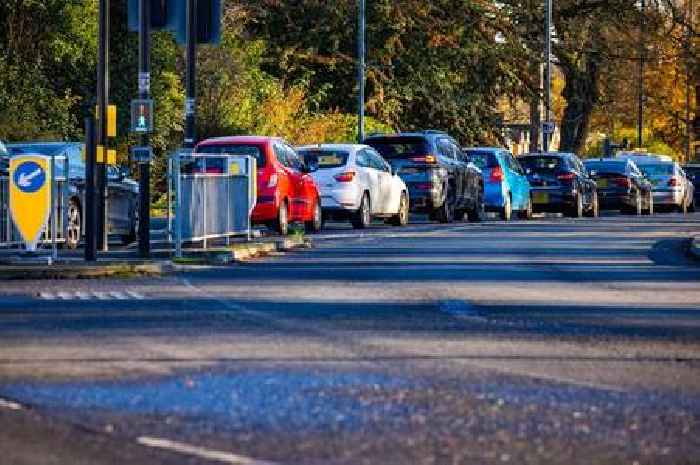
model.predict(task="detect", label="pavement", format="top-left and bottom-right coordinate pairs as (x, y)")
top-left (0, 211), bottom-right (699, 464)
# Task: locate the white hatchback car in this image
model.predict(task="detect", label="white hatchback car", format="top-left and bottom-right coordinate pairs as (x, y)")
top-left (297, 144), bottom-right (410, 228)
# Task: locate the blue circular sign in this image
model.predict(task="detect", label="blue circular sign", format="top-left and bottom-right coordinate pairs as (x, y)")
top-left (13, 161), bottom-right (46, 193)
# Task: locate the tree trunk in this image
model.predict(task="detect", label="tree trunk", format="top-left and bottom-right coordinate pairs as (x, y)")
top-left (558, 55), bottom-right (600, 154)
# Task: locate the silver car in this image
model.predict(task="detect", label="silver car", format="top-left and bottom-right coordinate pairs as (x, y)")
top-left (636, 161), bottom-right (695, 213)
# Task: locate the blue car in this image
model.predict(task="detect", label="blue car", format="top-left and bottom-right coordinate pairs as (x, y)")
top-left (464, 147), bottom-right (531, 220)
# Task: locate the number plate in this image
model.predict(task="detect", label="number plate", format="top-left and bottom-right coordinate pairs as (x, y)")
top-left (596, 179), bottom-right (609, 188)
top-left (532, 192), bottom-right (550, 204)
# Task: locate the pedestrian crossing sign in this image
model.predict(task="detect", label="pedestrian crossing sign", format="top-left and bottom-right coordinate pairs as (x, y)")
top-left (9, 155), bottom-right (52, 251)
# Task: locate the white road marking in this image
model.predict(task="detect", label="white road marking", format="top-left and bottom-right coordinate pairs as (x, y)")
top-left (137, 437), bottom-right (276, 465)
top-left (38, 292), bottom-right (54, 300)
top-left (109, 291), bottom-right (128, 300)
top-left (56, 291), bottom-right (72, 300)
top-left (0, 398), bottom-right (23, 410)
top-left (125, 290), bottom-right (145, 300)
top-left (75, 292), bottom-right (91, 300)
top-left (92, 292), bottom-right (110, 301)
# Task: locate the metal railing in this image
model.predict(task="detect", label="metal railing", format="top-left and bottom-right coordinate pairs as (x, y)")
top-left (168, 151), bottom-right (257, 258)
top-left (0, 155), bottom-right (69, 256)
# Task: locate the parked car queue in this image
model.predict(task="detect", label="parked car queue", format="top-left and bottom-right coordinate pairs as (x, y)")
top-left (3, 133), bottom-right (697, 243)
top-left (193, 132), bottom-right (698, 236)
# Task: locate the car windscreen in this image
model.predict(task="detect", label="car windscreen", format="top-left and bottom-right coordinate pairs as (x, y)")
top-left (684, 167), bottom-right (700, 178)
top-left (520, 156), bottom-right (564, 173)
top-left (365, 137), bottom-right (430, 160)
top-left (466, 151), bottom-right (499, 169)
top-left (298, 150), bottom-right (349, 169)
top-left (196, 144), bottom-right (266, 168)
top-left (584, 161), bottom-right (627, 174)
top-left (637, 163), bottom-right (674, 176)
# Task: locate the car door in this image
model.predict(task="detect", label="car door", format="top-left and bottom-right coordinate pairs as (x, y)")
top-left (367, 149), bottom-right (393, 214)
top-left (356, 149), bottom-right (382, 214)
top-left (506, 154), bottom-right (528, 210)
top-left (283, 144), bottom-right (312, 220)
top-left (273, 143), bottom-right (297, 217)
top-left (437, 138), bottom-right (462, 205)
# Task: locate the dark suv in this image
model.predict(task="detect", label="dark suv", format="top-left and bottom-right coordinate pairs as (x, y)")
top-left (364, 131), bottom-right (483, 223)
top-left (520, 152), bottom-right (598, 217)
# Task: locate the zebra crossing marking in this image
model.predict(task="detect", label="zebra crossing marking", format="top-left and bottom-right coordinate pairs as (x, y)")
top-left (37, 290), bottom-right (147, 301)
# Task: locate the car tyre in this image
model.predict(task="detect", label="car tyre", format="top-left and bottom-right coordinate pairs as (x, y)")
top-left (518, 197), bottom-right (533, 220)
top-left (499, 194), bottom-right (512, 221)
top-left (643, 193), bottom-right (654, 216)
top-left (273, 200), bottom-right (289, 236)
top-left (352, 193), bottom-right (371, 229)
top-left (435, 193), bottom-right (454, 224)
top-left (305, 198), bottom-right (323, 233)
top-left (65, 198), bottom-right (82, 250)
top-left (585, 193), bottom-right (599, 218)
top-left (467, 191), bottom-right (485, 223)
top-left (566, 193), bottom-right (583, 218)
top-left (391, 192), bottom-right (409, 226)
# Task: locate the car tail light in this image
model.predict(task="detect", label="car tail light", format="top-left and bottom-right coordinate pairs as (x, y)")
top-left (668, 177), bottom-right (679, 187)
top-left (267, 174), bottom-right (278, 188)
top-left (410, 154), bottom-right (437, 164)
top-left (334, 171), bottom-right (356, 182)
top-left (489, 166), bottom-right (504, 182)
top-left (557, 172), bottom-right (576, 182)
top-left (614, 177), bottom-right (631, 188)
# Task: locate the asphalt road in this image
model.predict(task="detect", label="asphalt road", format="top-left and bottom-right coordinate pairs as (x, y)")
top-left (0, 212), bottom-right (699, 465)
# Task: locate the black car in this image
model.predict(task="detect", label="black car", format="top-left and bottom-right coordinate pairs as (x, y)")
top-left (4, 142), bottom-right (139, 248)
top-left (520, 152), bottom-right (598, 218)
top-left (682, 164), bottom-right (700, 205)
top-left (583, 158), bottom-right (654, 215)
top-left (364, 131), bottom-right (484, 223)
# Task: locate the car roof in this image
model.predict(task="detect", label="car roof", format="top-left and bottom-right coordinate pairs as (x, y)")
top-left (521, 152), bottom-right (573, 158)
top-left (365, 131), bottom-right (455, 141)
top-left (197, 136), bottom-right (280, 146)
top-left (584, 158), bottom-right (628, 163)
top-left (463, 147), bottom-right (505, 152)
top-left (296, 143), bottom-right (366, 152)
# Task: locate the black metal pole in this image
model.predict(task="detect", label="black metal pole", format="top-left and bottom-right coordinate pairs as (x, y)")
top-left (96, 0), bottom-right (109, 251)
top-left (638, 0), bottom-right (645, 148)
top-left (543, 0), bottom-right (552, 153)
top-left (84, 117), bottom-right (97, 262)
top-left (357, 0), bottom-right (366, 143)
top-left (184, 0), bottom-right (197, 149)
top-left (138, 0), bottom-right (151, 257)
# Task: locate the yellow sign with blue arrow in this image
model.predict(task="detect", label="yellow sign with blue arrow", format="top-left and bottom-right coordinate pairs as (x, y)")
top-left (9, 155), bottom-right (52, 251)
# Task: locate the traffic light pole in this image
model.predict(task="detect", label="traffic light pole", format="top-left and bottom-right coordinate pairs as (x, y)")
top-left (184, 0), bottom-right (197, 149)
top-left (84, 117), bottom-right (97, 262)
top-left (138, 0), bottom-right (151, 257)
top-left (96, 0), bottom-right (109, 251)
top-left (357, 0), bottom-right (366, 143)
top-left (543, 0), bottom-right (552, 153)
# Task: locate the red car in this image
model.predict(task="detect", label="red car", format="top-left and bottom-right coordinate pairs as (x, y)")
top-left (195, 136), bottom-right (323, 235)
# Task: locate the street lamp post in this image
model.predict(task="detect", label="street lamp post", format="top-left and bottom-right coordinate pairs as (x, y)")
top-left (638, 0), bottom-right (646, 148)
top-left (543, 0), bottom-right (552, 153)
top-left (358, 0), bottom-right (366, 143)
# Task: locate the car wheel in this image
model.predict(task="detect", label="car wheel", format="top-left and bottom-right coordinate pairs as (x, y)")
top-left (643, 193), bottom-right (654, 216)
top-left (305, 198), bottom-right (323, 233)
top-left (435, 192), bottom-right (454, 224)
top-left (274, 200), bottom-right (289, 236)
top-left (467, 191), bottom-right (485, 223)
top-left (567, 193), bottom-right (583, 218)
top-left (352, 193), bottom-right (371, 229)
top-left (121, 206), bottom-right (138, 245)
top-left (585, 193), bottom-right (599, 218)
top-left (499, 194), bottom-right (512, 221)
top-left (65, 199), bottom-right (82, 249)
top-left (518, 197), bottom-right (533, 220)
top-left (391, 192), bottom-right (409, 226)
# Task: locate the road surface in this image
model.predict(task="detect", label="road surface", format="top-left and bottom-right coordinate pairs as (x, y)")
top-left (0, 212), bottom-right (699, 465)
